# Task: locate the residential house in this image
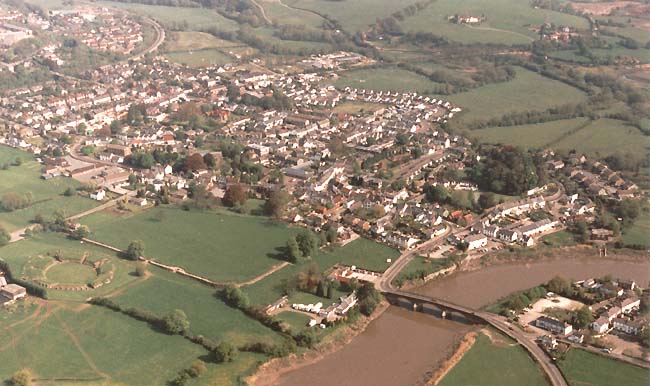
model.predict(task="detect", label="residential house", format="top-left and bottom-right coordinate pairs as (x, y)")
top-left (535, 316), bottom-right (573, 335)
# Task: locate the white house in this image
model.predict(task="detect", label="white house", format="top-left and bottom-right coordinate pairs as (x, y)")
top-left (90, 189), bottom-right (106, 201)
top-left (464, 234), bottom-right (487, 250)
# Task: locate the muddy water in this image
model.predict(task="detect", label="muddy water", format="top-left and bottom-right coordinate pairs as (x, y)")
top-left (278, 307), bottom-right (471, 386)
top-left (417, 258), bottom-right (650, 309)
top-left (277, 258), bottom-right (649, 386)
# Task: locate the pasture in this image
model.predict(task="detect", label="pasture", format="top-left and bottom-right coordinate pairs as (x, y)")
top-left (444, 67), bottom-right (588, 123)
top-left (438, 332), bottom-right (548, 386)
top-left (284, 0), bottom-right (414, 32)
top-left (400, 0), bottom-right (589, 45)
top-left (261, 0), bottom-right (326, 28)
top-left (470, 118), bottom-right (590, 149)
top-left (623, 211), bottom-right (650, 247)
top-left (555, 118), bottom-right (650, 158)
top-left (0, 146), bottom-right (98, 232)
top-left (334, 66), bottom-right (443, 94)
top-left (80, 206), bottom-right (301, 283)
top-left (558, 348), bottom-right (648, 386)
top-left (112, 269), bottom-right (284, 346)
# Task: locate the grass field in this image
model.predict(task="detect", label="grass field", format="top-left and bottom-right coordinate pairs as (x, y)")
top-left (558, 348), bottom-right (648, 386)
top-left (470, 118), bottom-right (590, 149)
top-left (261, 0), bottom-right (326, 28)
top-left (334, 67), bottom-right (443, 93)
top-left (396, 256), bottom-right (451, 283)
top-left (0, 146), bottom-right (98, 232)
top-left (0, 304), bottom-right (211, 385)
top-left (284, 0), bottom-right (416, 32)
top-left (439, 332), bottom-right (548, 386)
top-left (556, 118), bottom-right (650, 158)
top-left (112, 268), bottom-right (284, 346)
top-left (333, 101), bottom-right (387, 115)
top-left (623, 211), bottom-right (650, 247)
top-left (0, 232), bottom-right (139, 301)
top-left (540, 230), bottom-right (578, 247)
top-left (166, 49), bottom-right (234, 68)
top-left (277, 311), bottom-right (311, 331)
top-left (401, 0), bottom-right (589, 45)
top-left (166, 31), bottom-right (241, 52)
top-left (444, 67), bottom-right (588, 123)
top-left (243, 237), bottom-right (398, 305)
top-left (81, 206), bottom-right (300, 283)
top-left (99, 1), bottom-right (239, 32)
top-left (45, 262), bottom-right (97, 285)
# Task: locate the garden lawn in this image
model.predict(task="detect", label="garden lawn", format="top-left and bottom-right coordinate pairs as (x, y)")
top-left (277, 311), bottom-right (311, 332)
top-left (401, 0), bottom-right (588, 45)
top-left (334, 67), bottom-right (443, 94)
top-left (0, 146), bottom-right (98, 232)
top-left (444, 67), bottom-right (588, 123)
top-left (556, 118), bottom-right (650, 158)
top-left (0, 232), bottom-right (139, 301)
top-left (80, 206), bottom-right (301, 283)
top-left (471, 118), bottom-right (589, 149)
top-left (112, 269), bottom-right (284, 346)
top-left (438, 332), bottom-right (548, 386)
top-left (540, 230), bottom-right (577, 247)
top-left (559, 348), bottom-right (648, 386)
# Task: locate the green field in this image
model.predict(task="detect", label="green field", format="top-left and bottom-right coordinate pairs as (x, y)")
top-left (45, 262), bottom-right (97, 285)
top-left (401, 0), bottom-right (589, 45)
top-left (471, 118), bottom-right (590, 149)
top-left (555, 118), bottom-right (650, 158)
top-left (243, 237), bottom-right (398, 305)
top-left (559, 348), bottom-right (648, 386)
top-left (284, 0), bottom-right (416, 32)
top-left (334, 67), bottom-right (443, 93)
top-left (439, 332), bottom-right (548, 386)
top-left (444, 67), bottom-right (588, 123)
top-left (166, 31), bottom-right (241, 52)
top-left (0, 146), bottom-right (98, 232)
top-left (396, 256), bottom-right (452, 283)
top-left (81, 206), bottom-right (300, 283)
top-left (262, 1), bottom-right (326, 28)
top-left (0, 304), bottom-right (212, 385)
top-left (99, 1), bottom-right (239, 32)
top-left (166, 49), bottom-right (234, 68)
top-left (623, 211), bottom-right (650, 247)
top-left (540, 230), bottom-right (578, 247)
top-left (112, 269), bottom-right (284, 346)
top-left (0, 232), bottom-right (139, 301)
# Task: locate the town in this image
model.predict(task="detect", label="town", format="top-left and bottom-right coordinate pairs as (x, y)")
top-left (0, 0), bottom-right (648, 386)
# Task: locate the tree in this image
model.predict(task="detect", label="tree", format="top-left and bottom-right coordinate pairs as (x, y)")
top-left (63, 187), bottom-right (76, 197)
top-left (547, 275), bottom-right (571, 296)
top-left (163, 309), bottom-right (190, 335)
top-left (71, 225), bottom-right (90, 240)
top-left (187, 360), bottom-right (207, 377)
top-left (286, 237), bottom-right (301, 263)
top-left (221, 284), bottom-right (250, 309)
top-left (13, 157), bottom-right (22, 166)
top-left (0, 226), bottom-right (10, 246)
top-left (222, 184), bottom-right (247, 207)
top-left (134, 262), bottom-right (147, 277)
top-left (125, 240), bottom-right (144, 260)
top-left (424, 184), bottom-right (450, 204)
top-left (1, 192), bottom-right (31, 211)
top-left (183, 153), bottom-right (207, 173)
top-left (10, 370), bottom-right (31, 386)
top-left (575, 306), bottom-right (594, 328)
top-left (213, 341), bottom-right (237, 362)
top-left (296, 230), bottom-right (319, 257)
top-left (294, 330), bottom-right (318, 348)
top-left (264, 191), bottom-right (291, 218)
top-left (478, 192), bottom-right (497, 210)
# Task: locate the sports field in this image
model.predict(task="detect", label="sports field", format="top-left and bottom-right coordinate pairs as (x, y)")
top-left (558, 348), bottom-right (648, 386)
top-left (334, 67), bottom-right (443, 94)
top-left (0, 146), bottom-right (98, 232)
top-left (471, 118), bottom-right (590, 149)
top-left (444, 67), bottom-right (588, 123)
top-left (80, 206), bottom-right (301, 283)
top-left (438, 332), bottom-right (548, 386)
top-left (401, 0), bottom-right (589, 45)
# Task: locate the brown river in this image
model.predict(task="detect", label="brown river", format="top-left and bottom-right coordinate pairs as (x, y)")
top-left (277, 258), bottom-right (649, 386)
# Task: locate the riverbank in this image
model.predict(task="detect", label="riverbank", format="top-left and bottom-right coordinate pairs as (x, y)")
top-left (245, 300), bottom-right (391, 386)
top-left (426, 331), bottom-right (478, 385)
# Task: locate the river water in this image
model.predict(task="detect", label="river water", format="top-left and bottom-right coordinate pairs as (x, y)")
top-left (277, 258), bottom-right (649, 386)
